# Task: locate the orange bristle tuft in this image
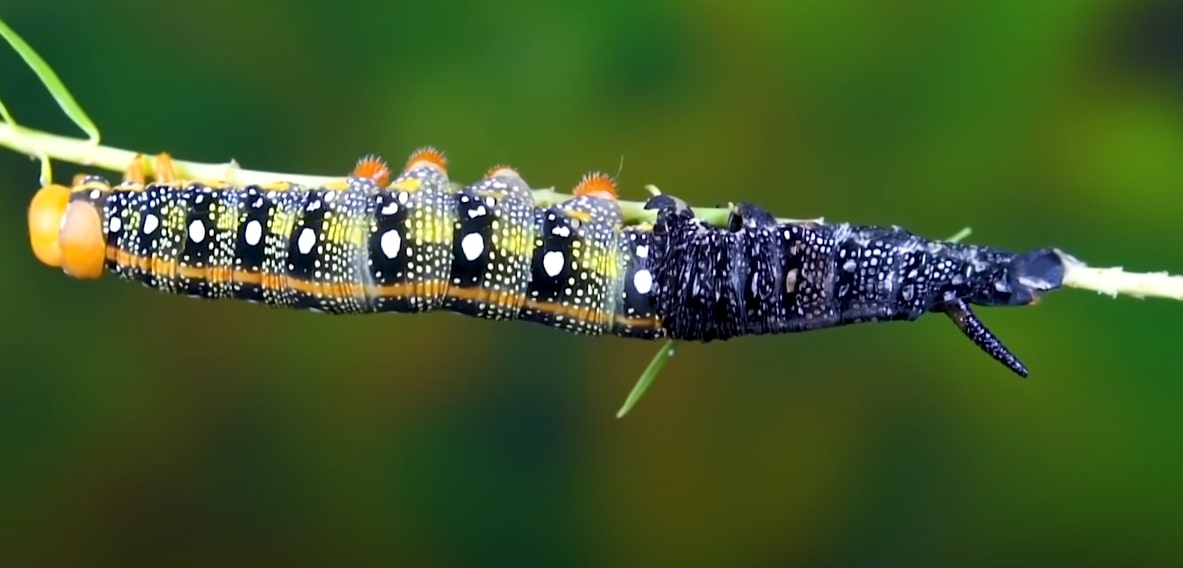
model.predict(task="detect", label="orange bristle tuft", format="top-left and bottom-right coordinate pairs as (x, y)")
top-left (572, 171), bottom-right (618, 200)
top-left (485, 164), bottom-right (521, 179)
top-left (352, 154), bottom-right (391, 186)
top-left (404, 146), bottom-right (448, 173)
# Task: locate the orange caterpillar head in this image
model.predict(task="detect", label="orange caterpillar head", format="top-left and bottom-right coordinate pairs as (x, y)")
top-left (28, 184), bottom-right (106, 279)
top-left (572, 171), bottom-right (618, 200)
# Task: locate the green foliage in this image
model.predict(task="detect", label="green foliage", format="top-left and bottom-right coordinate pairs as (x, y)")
top-left (0, 17), bottom-right (99, 142)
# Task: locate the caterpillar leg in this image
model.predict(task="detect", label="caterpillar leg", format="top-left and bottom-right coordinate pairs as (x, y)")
top-left (726, 202), bottom-right (778, 231)
top-left (945, 299), bottom-right (1029, 378)
top-left (123, 153), bottom-right (147, 184)
top-left (644, 194), bottom-right (692, 216)
top-left (153, 152), bottom-right (178, 183)
top-left (122, 152), bottom-right (178, 184)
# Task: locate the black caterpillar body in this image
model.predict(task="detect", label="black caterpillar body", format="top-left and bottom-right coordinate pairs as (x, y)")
top-left (650, 197), bottom-right (1064, 375)
top-left (38, 151), bottom-right (1067, 377)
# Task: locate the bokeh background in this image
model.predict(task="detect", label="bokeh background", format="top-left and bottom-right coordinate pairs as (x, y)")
top-left (2, 0), bottom-right (1182, 565)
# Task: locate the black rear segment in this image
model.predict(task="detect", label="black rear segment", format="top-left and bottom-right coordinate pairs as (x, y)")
top-left (644, 196), bottom-right (1064, 377)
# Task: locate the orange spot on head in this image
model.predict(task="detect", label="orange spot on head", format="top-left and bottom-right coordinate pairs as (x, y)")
top-left (27, 184), bottom-right (71, 267)
top-left (352, 154), bottom-right (391, 186)
top-left (58, 200), bottom-right (106, 279)
top-left (404, 146), bottom-right (448, 173)
top-left (572, 171), bottom-right (618, 200)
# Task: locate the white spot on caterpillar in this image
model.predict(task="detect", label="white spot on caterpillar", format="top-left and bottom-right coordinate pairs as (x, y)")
top-left (551, 225), bottom-right (571, 238)
top-left (143, 214), bottom-right (159, 235)
top-left (109, 216), bottom-right (123, 232)
top-left (307, 200), bottom-right (321, 212)
top-left (380, 230), bottom-right (401, 259)
top-left (245, 220), bottom-right (262, 246)
top-left (461, 232), bottom-right (484, 261)
top-left (298, 227), bottom-right (317, 254)
top-left (785, 268), bottom-right (800, 293)
top-left (636, 244), bottom-right (648, 258)
top-left (188, 220), bottom-right (206, 243)
top-left (468, 205), bottom-right (487, 218)
top-left (633, 269), bottom-right (653, 295)
top-left (543, 251), bottom-right (565, 277)
top-left (381, 201), bottom-right (399, 215)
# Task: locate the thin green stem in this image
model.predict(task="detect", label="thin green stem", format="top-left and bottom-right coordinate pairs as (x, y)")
top-left (0, 17), bottom-right (100, 142)
top-left (0, 119), bottom-right (825, 229)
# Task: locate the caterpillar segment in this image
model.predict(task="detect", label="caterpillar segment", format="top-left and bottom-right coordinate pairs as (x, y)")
top-left (26, 149), bottom-right (658, 331)
top-left (643, 199), bottom-right (1065, 376)
top-left (28, 149), bottom-right (1069, 376)
top-left (26, 152), bottom-right (172, 279)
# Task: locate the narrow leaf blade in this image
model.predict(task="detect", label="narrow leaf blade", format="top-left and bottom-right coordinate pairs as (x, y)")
top-left (0, 17), bottom-right (100, 142)
top-left (617, 340), bottom-right (677, 418)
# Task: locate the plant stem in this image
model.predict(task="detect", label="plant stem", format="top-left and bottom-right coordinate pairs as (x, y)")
top-left (0, 120), bottom-right (829, 229)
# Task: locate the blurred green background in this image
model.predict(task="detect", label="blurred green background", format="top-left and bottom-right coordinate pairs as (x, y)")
top-left (2, 0), bottom-right (1182, 565)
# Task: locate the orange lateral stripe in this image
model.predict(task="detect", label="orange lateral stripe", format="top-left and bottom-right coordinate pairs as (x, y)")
top-left (103, 247), bottom-right (654, 329)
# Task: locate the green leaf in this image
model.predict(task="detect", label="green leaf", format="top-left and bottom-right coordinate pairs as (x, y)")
top-left (0, 17), bottom-right (100, 143)
top-left (616, 339), bottom-right (677, 418)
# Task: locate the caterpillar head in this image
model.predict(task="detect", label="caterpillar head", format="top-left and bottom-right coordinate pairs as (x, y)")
top-left (28, 184), bottom-right (106, 279)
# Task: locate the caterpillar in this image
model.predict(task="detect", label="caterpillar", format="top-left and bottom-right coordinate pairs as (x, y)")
top-left (27, 147), bottom-right (1066, 377)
